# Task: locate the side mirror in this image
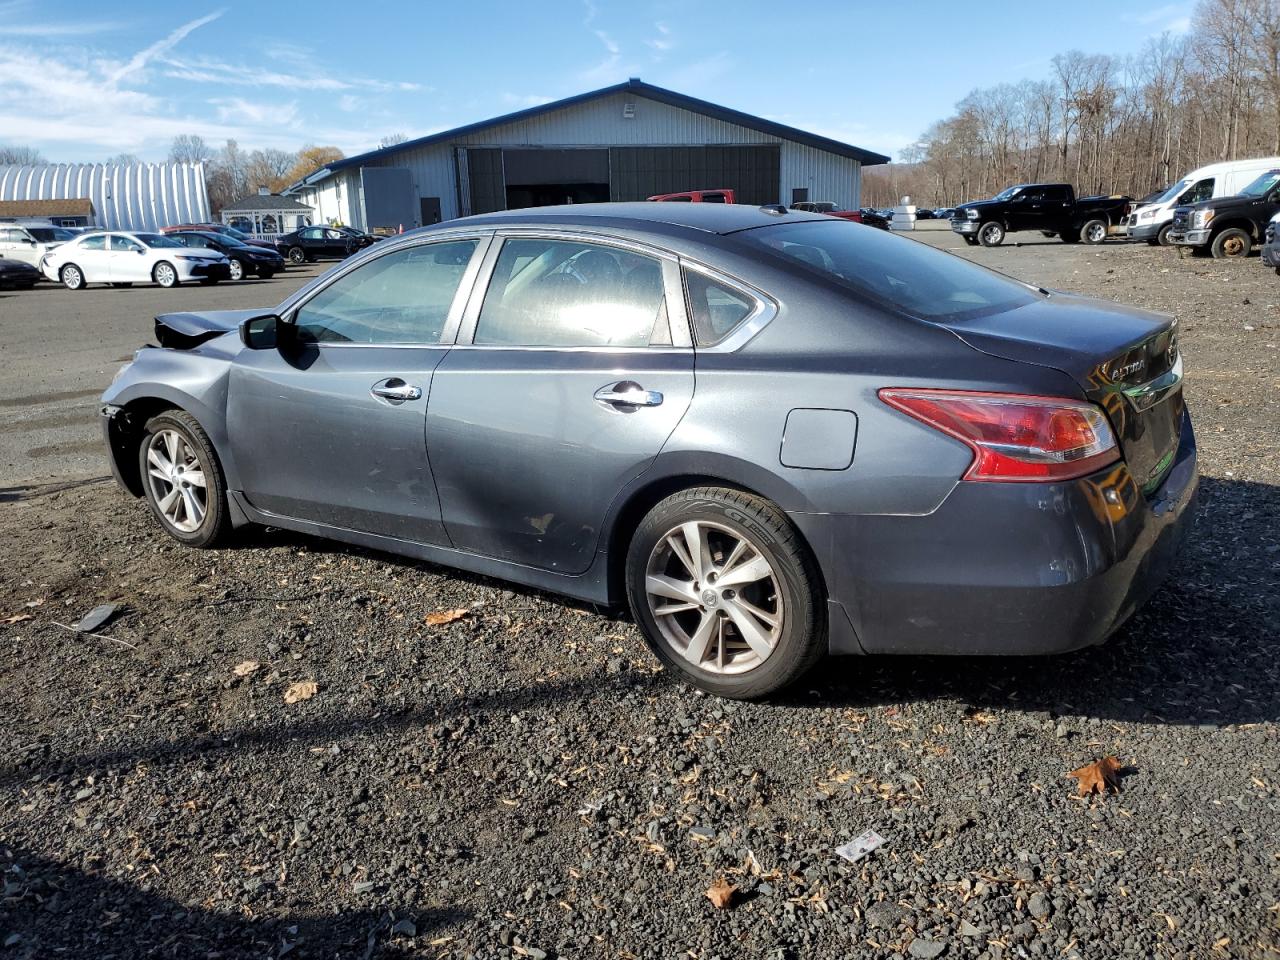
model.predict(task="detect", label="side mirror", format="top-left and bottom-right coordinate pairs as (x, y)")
top-left (240, 313), bottom-right (283, 349)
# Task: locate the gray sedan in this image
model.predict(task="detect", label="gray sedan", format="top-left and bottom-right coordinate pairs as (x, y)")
top-left (100, 203), bottom-right (1197, 698)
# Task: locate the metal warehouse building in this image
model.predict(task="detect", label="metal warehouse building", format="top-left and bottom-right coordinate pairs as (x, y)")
top-left (285, 78), bottom-right (888, 231)
top-left (0, 162), bottom-right (210, 232)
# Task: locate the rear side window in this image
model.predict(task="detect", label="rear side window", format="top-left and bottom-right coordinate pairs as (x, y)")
top-left (743, 219), bottom-right (1038, 320)
top-left (684, 271), bottom-right (757, 345)
top-left (80, 235), bottom-right (106, 250)
top-left (474, 238), bottom-right (670, 348)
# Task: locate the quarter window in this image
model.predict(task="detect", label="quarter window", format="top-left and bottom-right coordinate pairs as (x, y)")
top-left (474, 238), bottom-right (670, 348)
top-left (684, 270), bottom-right (757, 345)
top-left (292, 240), bottom-right (478, 345)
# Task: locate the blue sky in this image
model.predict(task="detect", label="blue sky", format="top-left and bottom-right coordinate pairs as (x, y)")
top-left (0, 0), bottom-right (1194, 164)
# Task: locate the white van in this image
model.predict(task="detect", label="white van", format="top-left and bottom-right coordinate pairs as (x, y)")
top-left (1122, 156), bottom-right (1280, 244)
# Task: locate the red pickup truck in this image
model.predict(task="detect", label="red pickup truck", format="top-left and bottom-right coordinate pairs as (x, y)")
top-left (647, 189), bottom-right (735, 203)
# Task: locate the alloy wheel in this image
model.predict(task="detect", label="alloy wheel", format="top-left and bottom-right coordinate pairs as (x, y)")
top-left (644, 520), bottom-right (783, 674)
top-left (61, 265), bottom-right (82, 290)
top-left (144, 429), bottom-right (207, 533)
top-left (229, 259), bottom-right (244, 281)
top-left (980, 223), bottom-right (1003, 245)
top-left (1086, 223), bottom-right (1106, 243)
top-left (155, 263), bottom-right (176, 287)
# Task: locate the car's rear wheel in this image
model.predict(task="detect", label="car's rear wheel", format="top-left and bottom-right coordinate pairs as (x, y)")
top-left (60, 264), bottom-right (84, 290)
top-left (137, 410), bottom-right (230, 548)
top-left (228, 258), bottom-right (245, 281)
top-left (625, 486), bottom-right (825, 699)
top-left (1211, 227), bottom-right (1252, 259)
top-left (153, 262), bottom-right (178, 288)
top-left (1080, 219), bottom-right (1107, 244)
top-left (288, 246), bottom-right (306, 264)
top-left (978, 222), bottom-right (1005, 247)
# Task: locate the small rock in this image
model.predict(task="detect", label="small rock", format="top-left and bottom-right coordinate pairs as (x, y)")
top-left (688, 826), bottom-right (715, 841)
top-left (606, 657), bottom-right (626, 675)
top-left (865, 900), bottom-right (903, 930)
top-left (1028, 892), bottom-right (1051, 919)
top-left (352, 881), bottom-right (374, 894)
top-left (524, 950), bottom-right (547, 960)
top-left (908, 938), bottom-right (947, 959)
top-left (390, 918), bottom-right (416, 937)
top-left (520, 827), bottom-right (539, 844)
top-left (960, 920), bottom-right (981, 937)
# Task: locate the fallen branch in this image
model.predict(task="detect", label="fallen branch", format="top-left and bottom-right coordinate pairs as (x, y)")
top-left (50, 621), bottom-right (139, 650)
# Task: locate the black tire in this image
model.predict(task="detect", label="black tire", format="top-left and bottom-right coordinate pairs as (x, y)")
top-left (288, 246), bottom-right (306, 265)
top-left (625, 486), bottom-right (826, 700)
top-left (60, 263), bottom-right (85, 290)
top-left (1156, 223), bottom-right (1173, 246)
top-left (1211, 227), bottom-right (1252, 259)
top-left (152, 261), bottom-right (179, 288)
top-left (963, 236), bottom-right (979, 246)
top-left (137, 410), bottom-right (230, 549)
top-left (1080, 219), bottom-right (1107, 244)
top-left (977, 221), bottom-right (1005, 247)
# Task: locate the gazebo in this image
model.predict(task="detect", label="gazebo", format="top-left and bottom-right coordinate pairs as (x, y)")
top-left (221, 189), bottom-right (313, 240)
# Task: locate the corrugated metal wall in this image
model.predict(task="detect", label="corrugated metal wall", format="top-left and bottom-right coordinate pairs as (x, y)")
top-left (0, 163), bottom-right (210, 231)
top-left (356, 92), bottom-right (861, 221)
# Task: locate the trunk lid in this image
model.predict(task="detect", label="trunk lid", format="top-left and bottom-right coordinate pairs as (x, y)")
top-left (932, 293), bottom-right (1184, 494)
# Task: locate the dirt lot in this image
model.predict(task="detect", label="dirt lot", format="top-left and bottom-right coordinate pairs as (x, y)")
top-left (1, 227), bottom-right (1278, 959)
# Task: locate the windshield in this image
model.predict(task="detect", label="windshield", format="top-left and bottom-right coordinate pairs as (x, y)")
top-left (1152, 180), bottom-right (1189, 204)
top-left (743, 220), bottom-right (1039, 320)
top-left (992, 186), bottom-right (1022, 201)
top-left (1240, 170), bottom-right (1280, 197)
top-left (223, 226), bottom-right (255, 242)
top-left (136, 233), bottom-right (183, 248)
top-left (197, 232), bottom-right (245, 248)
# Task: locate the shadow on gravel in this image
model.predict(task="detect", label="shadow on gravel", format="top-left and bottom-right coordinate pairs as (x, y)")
top-left (0, 475), bottom-right (112, 503)
top-left (0, 842), bottom-right (468, 958)
top-left (798, 476), bottom-right (1280, 727)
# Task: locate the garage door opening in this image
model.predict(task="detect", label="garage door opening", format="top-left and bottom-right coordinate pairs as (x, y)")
top-left (506, 182), bottom-right (609, 208)
top-left (500, 148), bottom-right (609, 211)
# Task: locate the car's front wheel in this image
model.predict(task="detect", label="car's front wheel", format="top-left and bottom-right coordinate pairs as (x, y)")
top-left (153, 261), bottom-right (179, 288)
top-left (137, 410), bottom-right (230, 548)
top-left (1211, 227), bottom-right (1252, 259)
top-left (625, 486), bottom-right (825, 699)
top-left (978, 222), bottom-right (1005, 247)
top-left (60, 264), bottom-right (84, 290)
top-left (228, 258), bottom-right (245, 281)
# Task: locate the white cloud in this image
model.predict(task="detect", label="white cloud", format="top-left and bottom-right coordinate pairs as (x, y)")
top-left (160, 54), bottom-right (422, 93)
top-left (646, 21), bottom-right (673, 54)
top-left (107, 10), bottom-right (224, 84)
top-left (501, 93), bottom-right (554, 108)
top-left (211, 97), bottom-right (300, 127)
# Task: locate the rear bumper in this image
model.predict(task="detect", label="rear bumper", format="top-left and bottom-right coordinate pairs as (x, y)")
top-left (793, 410), bottom-right (1198, 656)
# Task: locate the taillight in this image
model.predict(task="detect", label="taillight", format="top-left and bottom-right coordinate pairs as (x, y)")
top-left (879, 388), bottom-right (1120, 482)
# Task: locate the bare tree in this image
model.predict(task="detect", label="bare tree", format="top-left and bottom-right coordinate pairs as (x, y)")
top-left (378, 133), bottom-right (408, 149)
top-left (0, 145), bottom-right (46, 165)
top-left (168, 134), bottom-right (212, 165)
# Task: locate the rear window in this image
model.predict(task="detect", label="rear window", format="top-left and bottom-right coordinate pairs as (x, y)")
top-left (741, 219), bottom-right (1039, 320)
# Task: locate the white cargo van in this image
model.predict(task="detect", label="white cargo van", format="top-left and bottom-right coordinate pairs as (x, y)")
top-left (1122, 157), bottom-right (1280, 244)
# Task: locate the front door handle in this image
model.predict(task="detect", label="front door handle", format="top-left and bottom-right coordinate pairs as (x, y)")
top-left (371, 378), bottom-right (422, 404)
top-left (594, 380), bottom-right (663, 408)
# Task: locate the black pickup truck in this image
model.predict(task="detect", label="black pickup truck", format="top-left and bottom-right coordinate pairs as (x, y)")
top-left (950, 183), bottom-right (1131, 247)
top-left (1168, 167), bottom-right (1280, 258)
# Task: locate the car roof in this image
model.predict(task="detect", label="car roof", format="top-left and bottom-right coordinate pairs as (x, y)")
top-left (457, 201), bottom-right (832, 235)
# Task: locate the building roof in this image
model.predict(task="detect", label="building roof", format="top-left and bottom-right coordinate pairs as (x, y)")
top-left (222, 194), bottom-right (313, 212)
top-left (290, 78), bottom-right (889, 190)
top-left (0, 198), bottom-right (94, 218)
top-left (0, 162), bottom-right (209, 231)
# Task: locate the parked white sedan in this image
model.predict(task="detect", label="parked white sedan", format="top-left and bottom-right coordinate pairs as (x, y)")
top-left (41, 231), bottom-right (231, 290)
top-left (0, 224), bottom-right (79, 271)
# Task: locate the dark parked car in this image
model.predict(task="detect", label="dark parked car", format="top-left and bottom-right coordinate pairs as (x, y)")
top-left (0, 257), bottom-right (40, 289)
top-left (1168, 168), bottom-right (1280, 258)
top-left (160, 223), bottom-right (278, 254)
top-left (790, 201), bottom-right (890, 229)
top-left (1260, 214), bottom-right (1280, 271)
top-left (167, 230), bottom-right (285, 281)
top-left (950, 183), bottom-right (1131, 247)
top-left (274, 226), bottom-right (379, 264)
top-left (100, 203), bottom-right (1196, 699)
top-left (914, 207), bottom-right (936, 220)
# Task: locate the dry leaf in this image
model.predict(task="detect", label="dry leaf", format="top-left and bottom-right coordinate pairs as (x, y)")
top-left (2, 613), bottom-right (33, 625)
top-left (283, 680), bottom-right (318, 704)
top-left (705, 878), bottom-right (737, 909)
top-left (425, 608), bottom-right (469, 626)
top-left (232, 660), bottom-right (261, 677)
top-left (1067, 755), bottom-right (1123, 796)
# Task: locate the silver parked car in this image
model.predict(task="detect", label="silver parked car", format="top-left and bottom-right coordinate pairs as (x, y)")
top-left (101, 203), bottom-right (1197, 698)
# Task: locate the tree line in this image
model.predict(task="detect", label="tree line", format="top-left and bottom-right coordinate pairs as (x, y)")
top-left (863, 0), bottom-right (1280, 208)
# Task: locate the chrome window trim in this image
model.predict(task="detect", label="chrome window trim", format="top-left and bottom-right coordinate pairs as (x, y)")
top-left (457, 230), bottom-right (694, 350)
top-left (281, 233), bottom-right (494, 348)
top-left (679, 259), bottom-right (778, 353)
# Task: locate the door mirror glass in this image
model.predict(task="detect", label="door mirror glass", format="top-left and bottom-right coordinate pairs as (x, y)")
top-left (240, 313), bottom-right (281, 350)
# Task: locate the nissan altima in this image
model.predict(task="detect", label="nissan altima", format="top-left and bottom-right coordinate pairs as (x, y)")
top-left (100, 203), bottom-right (1197, 699)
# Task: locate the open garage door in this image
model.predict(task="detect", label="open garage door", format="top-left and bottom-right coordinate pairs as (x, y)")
top-left (502, 149), bottom-right (609, 209)
top-left (609, 146), bottom-right (781, 204)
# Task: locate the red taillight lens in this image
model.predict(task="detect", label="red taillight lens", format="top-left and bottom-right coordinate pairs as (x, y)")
top-left (879, 388), bottom-right (1120, 482)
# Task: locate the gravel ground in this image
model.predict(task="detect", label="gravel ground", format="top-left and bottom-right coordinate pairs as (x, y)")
top-left (1, 228), bottom-right (1278, 959)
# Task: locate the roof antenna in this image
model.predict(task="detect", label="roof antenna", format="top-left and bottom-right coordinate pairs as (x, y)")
top-left (759, 203), bottom-right (787, 215)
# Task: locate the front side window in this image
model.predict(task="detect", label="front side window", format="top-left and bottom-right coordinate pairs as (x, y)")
top-left (292, 239), bottom-right (478, 345)
top-left (1240, 170), bottom-right (1280, 198)
top-left (474, 238), bottom-right (669, 348)
top-left (743, 219), bottom-right (1038, 320)
top-left (1181, 178), bottom-right (1213, 204)
top-left (109, 235), bottom-right (143, 252)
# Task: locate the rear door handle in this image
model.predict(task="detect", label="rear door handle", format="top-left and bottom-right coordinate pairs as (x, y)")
top-left (371, 378), bottom-right (422, 404)
top-left (594, 380), bottom-right (663, 408)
